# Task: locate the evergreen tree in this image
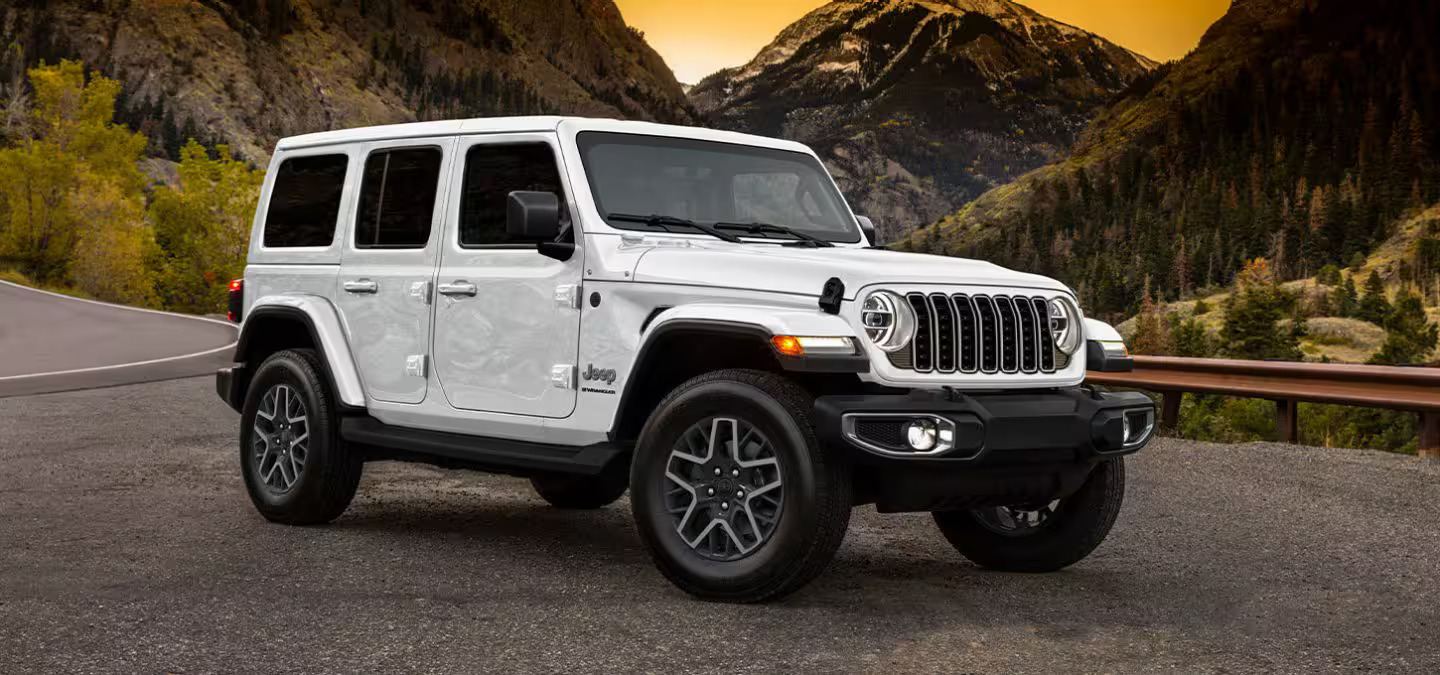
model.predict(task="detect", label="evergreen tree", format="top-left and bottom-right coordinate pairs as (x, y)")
top-left (1221, 259), bottom-right (1302, 360)
top-left (1171, 315), bottom-right (1215, 357)
top-left (1369, 290), bottom-right (1439, 365)
top-left (1356, 270), bottom-right (1392, 325)
top-left (1316, 264), bottom-right (1342, 286)
top-left (1330, 275), bottom-right (1359, 317)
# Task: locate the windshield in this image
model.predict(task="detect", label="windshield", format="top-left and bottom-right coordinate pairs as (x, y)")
top-left (577, 132), bottom-right (861, 244)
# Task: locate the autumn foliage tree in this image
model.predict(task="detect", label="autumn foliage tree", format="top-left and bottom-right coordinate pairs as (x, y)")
top-left (0, 60), bottom-right (153, 304)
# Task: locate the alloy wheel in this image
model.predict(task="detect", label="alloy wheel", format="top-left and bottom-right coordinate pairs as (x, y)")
top-left (972, 499), bottom-right (1061, 536)
top-left (251, 383), bottom-right (309, 494)
top-left (664, 417), bottom-right (785, 561)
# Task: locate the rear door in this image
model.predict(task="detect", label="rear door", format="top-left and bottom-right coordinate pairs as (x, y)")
top-left (431, 134), bottom-right (583, 418)
top-left (336, 137), bottom-right (455, 404)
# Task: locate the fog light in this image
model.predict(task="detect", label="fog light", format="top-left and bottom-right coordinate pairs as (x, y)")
top-left (905, 418), bottom-right (938, 451)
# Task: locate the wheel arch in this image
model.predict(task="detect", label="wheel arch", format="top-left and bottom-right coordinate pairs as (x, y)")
top-left (607, 307), bottom-right (867, 447)
top-left (235, 296), bottom-right (366, 410)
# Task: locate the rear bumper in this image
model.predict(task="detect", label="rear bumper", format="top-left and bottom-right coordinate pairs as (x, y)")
top-left (813, 387), bottom-right (1155, 512)
top-left (216, 365), bottom-right (246, 413)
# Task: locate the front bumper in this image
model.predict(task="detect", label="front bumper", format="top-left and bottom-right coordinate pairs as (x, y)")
top-left (813, 387), bottom-right (1155, 512)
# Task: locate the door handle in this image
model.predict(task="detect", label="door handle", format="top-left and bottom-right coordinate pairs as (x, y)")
top-left (343, 279), bottom-right (378, 294)
top-left (438, 280), bottom-right (478, 298)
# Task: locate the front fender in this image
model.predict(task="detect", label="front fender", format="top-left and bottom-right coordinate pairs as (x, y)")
top-left (644, 303), bottom-right (859, 342)
top-left (240, 294), bottom-right (366, 407)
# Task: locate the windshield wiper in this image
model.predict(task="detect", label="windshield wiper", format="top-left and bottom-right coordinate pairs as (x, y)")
top-left (607, 213), bottom-right (744, 243)
top-left (713, 221), bottom-right (834, 247)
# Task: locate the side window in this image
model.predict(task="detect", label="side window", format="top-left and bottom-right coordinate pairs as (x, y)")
top-left (355, 147), bottom-right (443, 249)
top-left (263, 154), bottom-right (349, 248)
top-left (459, 143), bottom-right (565, 246)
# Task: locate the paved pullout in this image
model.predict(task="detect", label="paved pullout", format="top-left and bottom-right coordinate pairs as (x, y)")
top-left (2, 377), bottom-right (1438, 673)
top-left (0, 282), bottom-right (236, 397)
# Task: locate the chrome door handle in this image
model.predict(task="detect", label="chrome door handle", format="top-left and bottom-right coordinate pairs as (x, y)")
top-left (343, 279), bottom-right (378, 294)
top-left (438, 280), bottom-right (477, 297)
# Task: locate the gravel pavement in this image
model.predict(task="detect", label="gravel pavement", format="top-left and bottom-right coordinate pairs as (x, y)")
top-left (2, 376), bottom-right (1438, 673)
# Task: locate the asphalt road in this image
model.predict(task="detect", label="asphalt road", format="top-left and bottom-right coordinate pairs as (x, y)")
top-left (0, 281), bottom-right (237, 397)
top-left (2, 376), bottom-right (1438, 673)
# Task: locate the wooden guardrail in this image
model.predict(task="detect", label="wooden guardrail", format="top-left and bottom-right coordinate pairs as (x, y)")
top-left (1087, 356), bottom-right (1440, 458)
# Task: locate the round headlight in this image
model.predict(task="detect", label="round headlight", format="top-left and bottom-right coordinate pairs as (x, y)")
top-left (860, 291), bottom-right (916, 352)
top-left (1048, 297), bottom-right (1083, 355)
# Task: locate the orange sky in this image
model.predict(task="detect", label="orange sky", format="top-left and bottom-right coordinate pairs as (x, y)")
top-left (614, 0), bottom-right (1231, 84)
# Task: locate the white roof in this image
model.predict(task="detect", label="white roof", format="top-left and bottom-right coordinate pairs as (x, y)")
top-left (274, 116), bottom-right (813, 155)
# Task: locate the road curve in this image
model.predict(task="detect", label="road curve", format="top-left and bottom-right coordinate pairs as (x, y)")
top-left (1, 376), bottom-right (1438, 673)
top-left (0, 281), bottom-right (237, 397)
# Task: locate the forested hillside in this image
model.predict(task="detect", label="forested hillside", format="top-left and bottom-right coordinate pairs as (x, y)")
top-left (0, 0), bottom-right (694, 164)
top-left (690, 0), bottom-right (1155, 241)
top-left (900, 0), bottom-right (1440, 319)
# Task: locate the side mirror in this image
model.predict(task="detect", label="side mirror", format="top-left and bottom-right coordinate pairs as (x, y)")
top-left (506, 190), bottom-right (574, 262)
top-left (856, 215), bottom-right (879, 247)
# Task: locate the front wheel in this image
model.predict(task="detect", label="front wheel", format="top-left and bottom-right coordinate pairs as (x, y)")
top-left (630, 369), bottom-right (852, 603)
top-left (932, 458), bottom-right (1125, 572)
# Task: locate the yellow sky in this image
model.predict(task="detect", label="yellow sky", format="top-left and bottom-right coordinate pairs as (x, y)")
top-left (614, 0), bottom-right (1231, 84)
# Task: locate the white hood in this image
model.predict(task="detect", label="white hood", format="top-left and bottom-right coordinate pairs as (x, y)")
top-left (631, 244), bottom-right (1070, 299)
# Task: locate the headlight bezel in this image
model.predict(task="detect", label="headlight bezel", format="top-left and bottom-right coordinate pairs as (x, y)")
top-left (1048, 296), bottom-right (1083, 355)
top-left (860, 290), bottom-right (916, 353)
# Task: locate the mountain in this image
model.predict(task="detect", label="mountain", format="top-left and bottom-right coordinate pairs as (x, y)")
top-left (900, 0), bottom-right (1440, 318)
top-left (0, 0), bottom-right (695, 163)
top-left (689, 0), bottom-right (1156, 240)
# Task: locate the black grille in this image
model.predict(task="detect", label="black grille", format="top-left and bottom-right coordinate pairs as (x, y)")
top-left (890, 293), bottom-right (1058, 375)
top-left (853, 418), bottom-right (909, 451)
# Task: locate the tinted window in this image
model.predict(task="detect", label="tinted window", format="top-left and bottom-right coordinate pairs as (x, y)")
top-left (459, 143), bottom-right (565, 246)
top-left (263, 154), bottom-right (349, 248)
top-left (577, 132), bottom-right (859, 243)
top-left (355, 147), bottom-right (443, 249)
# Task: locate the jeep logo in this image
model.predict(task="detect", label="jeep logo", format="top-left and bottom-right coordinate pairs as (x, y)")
top-left (582, 364), bottom-right (617, 386)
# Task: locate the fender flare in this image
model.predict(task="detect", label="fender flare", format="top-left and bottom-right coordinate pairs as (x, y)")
top-left (1084, 318), bottom-right (1124, 344)
top-left (237, 295), bottom-right (367, 408)
top-left (608, 305), bottom-right (867, 442)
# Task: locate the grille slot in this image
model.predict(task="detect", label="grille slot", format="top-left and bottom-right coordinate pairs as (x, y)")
top-left (891, 292), bottom-right (1060, 376)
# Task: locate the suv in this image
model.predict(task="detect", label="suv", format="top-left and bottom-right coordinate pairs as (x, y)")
top-left (216, 116), bottom-right (1153, 602)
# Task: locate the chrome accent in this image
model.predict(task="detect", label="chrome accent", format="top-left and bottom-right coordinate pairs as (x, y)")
top-left (888, 292), bottom-right (1061, 376)
top-left (841, 412), bottom-right (958, 457)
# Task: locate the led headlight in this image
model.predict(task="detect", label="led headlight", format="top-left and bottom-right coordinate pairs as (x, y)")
top-left (860, 290), bottom-right (916, 352)
top-left (1048, 296), bottom-right (1083, 355)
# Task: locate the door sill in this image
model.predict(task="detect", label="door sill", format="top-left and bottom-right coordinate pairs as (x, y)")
top-left (341, 417), bottom-right (625, 477)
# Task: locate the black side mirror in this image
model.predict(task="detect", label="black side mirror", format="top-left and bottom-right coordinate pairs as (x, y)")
top-left (506, 190), bottom-right (574, 261)
top-left (856, 215), bottom-right (879, 247)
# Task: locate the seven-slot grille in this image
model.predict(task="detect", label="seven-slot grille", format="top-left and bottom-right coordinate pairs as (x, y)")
top-left (891, 293), bottom-right (1057, 374)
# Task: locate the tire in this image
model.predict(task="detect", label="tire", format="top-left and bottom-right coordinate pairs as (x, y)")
top-left (239, 348), bottom-right (362, 525)
top-left (530, 468), bottom-right (628, 509)
top-left (932, 458), bottom-right (1125, 573)
top-left (630, 369), bottom-right (852, 603)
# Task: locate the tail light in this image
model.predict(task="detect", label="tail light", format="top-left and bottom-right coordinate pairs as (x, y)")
top-left (227, 278), bottom-right (244, 323)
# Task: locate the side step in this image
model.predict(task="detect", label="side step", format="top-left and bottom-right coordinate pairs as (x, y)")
top-left (340, 417), bottom-right (625, 477)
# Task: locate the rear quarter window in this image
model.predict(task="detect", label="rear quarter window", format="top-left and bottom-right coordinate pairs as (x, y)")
top-left (263, 154), bottom-right (350, 248)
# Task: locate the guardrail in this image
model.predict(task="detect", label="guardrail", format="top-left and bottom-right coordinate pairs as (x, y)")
top-left (1086, 356), bottom-right (1440, 458)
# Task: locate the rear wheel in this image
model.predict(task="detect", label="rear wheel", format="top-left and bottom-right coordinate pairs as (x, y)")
top-left (239, 349), bottom-right (362, 525)
top-left (932, 458), bottom-right (1125, 572)
top-left (630, 369), bottom-right (851, 603)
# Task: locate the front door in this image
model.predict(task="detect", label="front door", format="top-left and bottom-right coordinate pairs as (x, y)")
top-left (336, 137), bottom-right (455, 404)
top-left (431, 134), bottom-right (583, 418)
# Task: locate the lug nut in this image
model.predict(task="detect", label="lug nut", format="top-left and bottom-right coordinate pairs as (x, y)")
top-left (731, 469), bottom-right (739, 477)
top-left (736, 490), bottom-right (744, 498)
top-left (714, 467), bottom-right (722, 476)
top-left (707, 487), bottom-right (715, 496)
top-left (721, 502), bottom-right (729, 510)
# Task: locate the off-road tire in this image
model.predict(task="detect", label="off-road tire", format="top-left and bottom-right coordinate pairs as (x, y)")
top-left (240, 348), bottom-right (363, 525)
top-left (630, 369), bottom-right (852, 603)
top-left (932, 458), bottom-right (1125, 572)
top-left (530, 469), bottom-right (628, 509)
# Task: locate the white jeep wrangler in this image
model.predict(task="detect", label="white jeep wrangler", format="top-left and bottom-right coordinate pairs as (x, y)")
top-left (216, 116), bottom-right (1154, 602)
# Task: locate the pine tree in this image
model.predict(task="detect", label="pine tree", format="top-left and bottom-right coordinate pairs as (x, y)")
top-left (1369, 290), bottom-right (1439, 365)
top-left (1330, 274), bottom-right (1359, 317)
top-left (1221, 259), bottom-right (1302, 360)
top-left (1356, 270), bottom-right (1392, 325)
top-left (1131, 282), bottom-right (1174, 355)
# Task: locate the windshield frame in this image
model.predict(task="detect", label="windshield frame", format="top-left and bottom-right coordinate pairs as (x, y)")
top-left (575, 131), bottom-right (862, 245)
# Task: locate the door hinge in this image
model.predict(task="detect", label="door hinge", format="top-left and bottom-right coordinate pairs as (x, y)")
top-left (409, 280), bottom-right (433, 305)
top-left (405, 354), bottom-right (428, 378)
top-left (550, 364), bottom-right (575, 390)
top-left (554, 283), bottom-right (581, 309)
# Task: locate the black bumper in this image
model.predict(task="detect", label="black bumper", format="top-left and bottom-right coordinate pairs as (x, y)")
top-left (216, 365), bottom-right (246, 413)
top-left (813, 387), bottom-right (1155, 512)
